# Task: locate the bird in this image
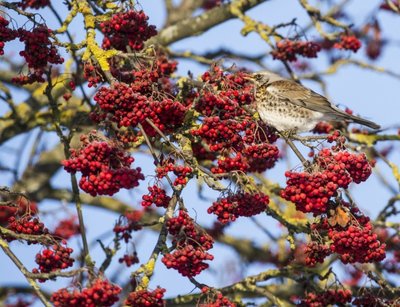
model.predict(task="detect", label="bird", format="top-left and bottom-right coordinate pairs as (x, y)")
top-left (247, 71), bottom-right (380, 133)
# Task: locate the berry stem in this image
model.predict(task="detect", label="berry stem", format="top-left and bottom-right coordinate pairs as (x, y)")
top-left (0, 238), bottom-right (51, 307)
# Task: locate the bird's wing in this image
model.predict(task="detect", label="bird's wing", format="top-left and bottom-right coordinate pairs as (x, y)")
top-left (266, 80), bottom-right (337, 114)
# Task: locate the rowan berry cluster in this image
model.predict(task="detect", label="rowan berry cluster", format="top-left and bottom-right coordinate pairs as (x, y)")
top-left (312, 122), bottom-right (334, 134)
top-left (5, 215), bottom-right (48, 243)
top-left (13, 25), bottom-right (64, 84)
top-left (118, 252), bottom-right (139, 267)
top-left (62, 134), bottom-right (144, 196)
top-left (93, 82), bottom-right (187, 136)
top-left (328, 222), bottom-right (386, 264)
top-left (281, 148), bottom-right (373, 214)
top-left (333, 35), bottom-right (362, 52)
top-left (100, 10), bottom-right (157, 51)
top-left (192, 117), bottom-right (249, 152)
top-left (83, 62), bottom-right (103, 87)
top-left (33, 243), bottom-right (74, 274)
top-left (196, 67), bottom-right (254, 119)
top-left (271, 40), bottom-right (322, 61)
top-left (304, 242), bottom-right (331, 267)
top-left (17, 0), bottom-right (50, 9)
top-left (0, 198), bottom-right (37, 225)
top-left (208, 192), bottom-right (269, 224)
top-left (300, 289), bottom-right (352, 306)
top-left (141, 185), bottom-right (171, 208)
top-left (201, 288), bottom-right (236, 307)
top-left (113, 210), bottom-right (143, 243)
top-left (156, 160), bottom-right (193, 186)
top-left (52, 217), bottom-right (80, 240)
top-left (0, 16), bottom-right (17, 55)
top-left (51, 278), bottom-right (121, 307)
top-left (124, 287), bottom-right (166, 307)
top-left (308, 204), bottom-right (386, 264)
top-left (162, 210), bottom-right (214, 277)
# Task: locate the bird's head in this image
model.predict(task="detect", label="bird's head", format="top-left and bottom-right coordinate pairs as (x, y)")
top-left (249, 71), bottom-right (284, 85)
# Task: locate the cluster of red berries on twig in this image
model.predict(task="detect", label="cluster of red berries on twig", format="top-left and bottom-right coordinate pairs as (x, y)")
top-left (118, 252), bottom-right (139, 267)
top-left (156, 159), bottom-right (194, 186)
top-left (196, 67), bottom-right (254, 119)
top-left (113, 210), bottom-right (143, 243)
top-left (141, 185), bottom-right (171, 208)
top-left (201, 287), bottom-right (236, 307)
top-left (208, 192), bottom-right (269, 224)
top-left (124, 287), bottom-right (166, 307)
top-left (304, 242), bottom-right (331, 267)
top-left (33, 243), bottom-right (74, 274)
top-left (307, 203), bottom-right (386, 264)
top-left (0, 198), bottom-right (37, 225)
top-left (333, 35), bottom-right (362, 52)
top-left (93, 82), bottom-right (187, 137)
top-left (281, 148), bottom-right (373, 214)
top-left (271, 40), bottom-right (322, 62)
top-left (162, 210), bottom-right (214, 277)
top-left (5, 215), bottom-right (48, 243)
top-left (13, 25), bottom-right (64, 85)
top-left (52, 217), bottom-right (80, 240)
top-left (51, 278), bottom-right (121, 307)
top-left (0, 16), bottom-right (17, 55)
top-left (100, 10), bottom-right (157, 51)
top-left (17, 0), bottom-right (50, 9)
top-left (62, 133), bottom-right (144, 196)
top-left (300, 289), bottom-right (352, 306)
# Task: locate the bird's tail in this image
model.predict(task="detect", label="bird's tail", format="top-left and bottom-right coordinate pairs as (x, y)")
top-left (335, 111), bottom-right (381, 130)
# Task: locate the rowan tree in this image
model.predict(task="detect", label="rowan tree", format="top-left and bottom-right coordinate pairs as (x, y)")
top-left (0, 0), bottom-right (400, 306)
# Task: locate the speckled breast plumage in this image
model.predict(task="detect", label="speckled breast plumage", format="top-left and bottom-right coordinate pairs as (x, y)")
top-left (255, 85), bottom-right (325, 132)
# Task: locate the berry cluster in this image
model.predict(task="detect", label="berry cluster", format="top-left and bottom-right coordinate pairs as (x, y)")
top-left (17, 0), bottom-right (50, 9)
top-left (281, 169), bottom-right (350, 214)
top-left (308, 204), bottom-right (386, 264)
top-left (141, 185), bottom-right (171, 208)
top-left (51, 278), bottom-right (121, 307)
top-left (100, 10), bottom-right (157, 51)
top-left (0, 17), bottom-right (17, 55)
top-left (113, 210), bottom-right (143, 243)
top-left (124, 287), bottom-right (166, 307)
top-left (13, 25), bottom-right (64, 84)
top-left (333, 35), bottom-right (362, 52)
top-left (93, 82), bottom-right (187, 136)
top-left (271, 40), bottom-right (322, 62)
top-left (62, 133), bottom-right (144, 196)
top-left (83, 62), bottom-right (103, 87)
top-left (208, 192), bottom-right (269, 224)
top-left (300, 289), bottom-right (352, 306)
top-left (328, 222), bottom-right (386, 264)
top-left (201, 288), bottom-right (236, 307)
top-left (52, 217), bottom-right (80, 240)
top-left (304, 242), bottom-right (331, 266)
top-left (156, 160), bottom-right (193, 186)
top-left (33, 243), bottom-right (74, 274)
top-left (312, 122), bottom-right (334, 134)
top-left (6, 215), bottom-right (48, 243)
top-left (118, 252), bottom-right (139, 267)
top-left (192, 117), bottom-right (249, 152)
top-left (196, 67), bottom-right (254, 119)
top-left (162, 210), bottom-right (214, 277)
top-left (0, 198), bottom-right (37, 225)
top-left (281, 148), bottom-right (373, 214)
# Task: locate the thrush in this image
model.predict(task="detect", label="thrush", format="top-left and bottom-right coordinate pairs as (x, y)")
top-left (248, 71), bottom-right (380, 133)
